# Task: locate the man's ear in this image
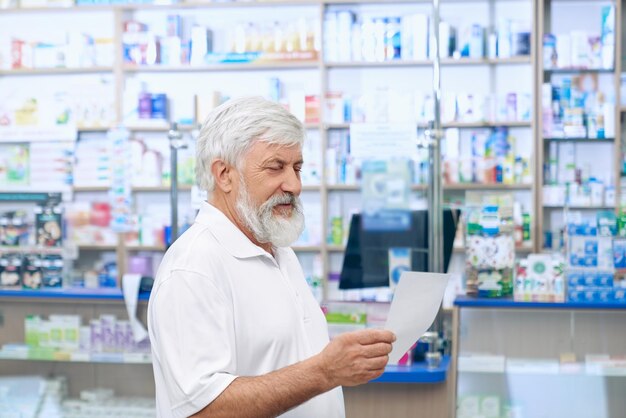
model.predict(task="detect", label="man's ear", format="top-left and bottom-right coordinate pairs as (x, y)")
top-left (211, 159), bottom-right (234, 193)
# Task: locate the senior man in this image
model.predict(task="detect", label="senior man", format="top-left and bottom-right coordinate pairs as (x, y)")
top-left (148, 96), bottom-right (395, 418)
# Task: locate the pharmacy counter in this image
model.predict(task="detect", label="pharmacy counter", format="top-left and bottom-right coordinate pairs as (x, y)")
top-left (453, 296), bottom-right (626, 418)
top-left (0, 288), bottom-right (454, 417)
top-left (454, 295), bottom-right (626, 310)
top-left (0, 287), bottom-right (151, 301)
top-left (344, 356), bottom-right (452, 418)
top-left (373, 356), bottom-right (450, 383)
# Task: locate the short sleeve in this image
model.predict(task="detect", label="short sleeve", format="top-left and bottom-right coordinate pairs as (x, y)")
top-left (149, 269), bottom-right (238, 418)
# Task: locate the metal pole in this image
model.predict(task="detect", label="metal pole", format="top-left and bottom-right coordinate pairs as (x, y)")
top-left (429, 0), bottom-right (444, 275)
top-left (168, 123), bottom-right (185, 245)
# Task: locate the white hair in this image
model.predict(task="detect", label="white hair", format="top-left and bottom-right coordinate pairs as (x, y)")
top-left (195, 96), bottom-right (305, 193)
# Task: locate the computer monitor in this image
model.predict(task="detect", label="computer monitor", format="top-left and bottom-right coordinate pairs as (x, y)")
top-left (338, 209), bottom-right (460, 289)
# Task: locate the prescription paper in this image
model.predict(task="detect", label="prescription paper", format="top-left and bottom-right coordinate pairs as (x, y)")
top-left (384, 271), bottom-right (450, 364)
top-left (122, 273), bottom-right (149, 342)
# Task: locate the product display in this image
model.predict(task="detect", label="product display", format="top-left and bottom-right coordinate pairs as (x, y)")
top-left (324, 89), bottom-right (532, 125)
top-left (514, 253), bottom-right (565, 302)
top-left (443, 128), bottom-right (532, 186)
top-left (0, 376), bottom-right (155, 418)
top-left (543, 5), bottom-right (615, 70)
top-left (465, 205), bottom-right (516, 297)
top-left (542, 74), bottom-right (615, 140)
top-left (542, 141), bottom-right (614, 208)
top-left (0, 81), bottom-right (115, 129)
top-left (123, 14), bottom-right (319, 67)
top-left (4, 33), bottom-right (113, 70)
top-left (0, 313), bottom-right (151, 359)
top-left (566, 213), bottom-right (626, 303)
top-left (323, 11), bottom-right (530, 62)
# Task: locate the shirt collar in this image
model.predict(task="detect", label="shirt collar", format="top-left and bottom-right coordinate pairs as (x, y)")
top-left (195, 201), bottom-right (270, 259)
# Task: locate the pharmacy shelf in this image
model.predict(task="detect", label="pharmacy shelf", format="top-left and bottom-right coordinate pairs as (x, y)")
top-left (371, 356), bottom-right (450, 384)
top-left (123, 122), bottom-right (318, 131)
top-left (327, 184), bottom-right (427, 191)
top-left (0, 348), bottom-right (448, 381)
top-left (77, 244), bottom-right (117, 251)
top-left (0, 287), bottom-right (150, 301)
top-left (543, 67), bottom-right (614, 74)
top-left (442, 56), bottom-right (531, 65)
top-left (72, 186), bottom-right (110, 192)
top-left (132, 185), bottom-right (193, 192)
top-left (325, 56), bottom-right (530, 69)
top-left (0, 0), bottom-right (429, 13)
top-left (327, 184), bottom-right (360, 191)
top-left (325, 123), bottom-right (352, 129)
top-left (77, 126), bottom-right (110, 132)
top-left (123, 123), bottom-right (193, 132)
top-left (0, 350), bottom-right (152, 364)
top-left (327, 245), bottom-right (346, 252)
top-left (543, 205), bottom-right (614, 210)
top-left (325, 60), bottom-right (431, 68)
top-left (123, 61), bottom-right (320, 73)
top-left (120, 0), bottom-right (320, 10)
top-left (453, 244), bottom-right (533, 254)
top-left (126, 245), bottom-right (165, 251)
top-left (324, 0), bottom-right (428, 4)
top-left (302, 185), bottom-right (322, 191)
top-left (454, 296), bottom-right (626, 310)
top-left (543, 137), bottom-right (615, 143)
top-left (0, 67), bottom-right (113, 76)
top-left (0, 246), bottom-right (63, 254)
top-left (326, 121), bottom-right (531, 130)
top-left (327, 183), bottom-right (529, 192)
top-left (444, 183), bottom-right (532, 190)
top-left (443, 120), bottom-right (531, 128)
top-left (292, 245), bottom-right (322, 252)
top-left (458, 357), bottom-right (626, 377)
top-left (72, 185), bottom-right (193, 192)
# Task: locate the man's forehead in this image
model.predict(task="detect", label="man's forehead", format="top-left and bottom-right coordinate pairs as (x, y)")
top-left (251, 141), bottom-right (303, 160)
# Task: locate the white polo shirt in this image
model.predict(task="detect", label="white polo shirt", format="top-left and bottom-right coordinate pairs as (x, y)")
top-left (148, 202), bottom-right (345, 418)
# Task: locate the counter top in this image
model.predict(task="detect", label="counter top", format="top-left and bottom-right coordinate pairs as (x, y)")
top-left (454, 296), bottom-right (626, 310)
top-left (372, 356), bottom-right (450, 384)
top-left (0, 288), bottom-right (150, 301)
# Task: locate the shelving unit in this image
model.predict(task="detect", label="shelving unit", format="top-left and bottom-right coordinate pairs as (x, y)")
top-left (0, 67), bottom-right (113, 75)
top-left (0, 0), bottom-right (543, 303)
top-left (536, 0), bottom-right (623, 250)
top-left (122, 61), bottom-right (321, 72)
top-left (452, 297), bottom-right (626, 417)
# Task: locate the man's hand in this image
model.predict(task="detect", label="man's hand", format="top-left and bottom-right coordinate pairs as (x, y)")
top-left (315, 329), bottom-right (396, 388)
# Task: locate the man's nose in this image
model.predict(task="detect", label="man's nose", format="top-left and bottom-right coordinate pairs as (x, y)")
top-left (281, 168), bottom-right (302, 196)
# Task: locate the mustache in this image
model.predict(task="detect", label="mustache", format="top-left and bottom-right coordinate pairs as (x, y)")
top-left (259, 193), bottom-right (301, 214)
top-left (268, 193), bottom-right (296, 206)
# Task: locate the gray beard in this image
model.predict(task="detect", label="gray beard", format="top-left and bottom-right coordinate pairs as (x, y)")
top-left (235, 179), bottom-right (305, 248)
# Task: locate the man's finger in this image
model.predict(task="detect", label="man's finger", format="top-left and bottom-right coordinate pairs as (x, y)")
top-left (355, 329), bottom-right (396, 345)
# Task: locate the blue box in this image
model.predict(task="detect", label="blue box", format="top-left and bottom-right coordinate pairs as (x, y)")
top-left (567, 271), bottom-right (584, 287)
top-left (614, 289), bottom-right (626, 302)
top-left (583, 255), bottom-right (598, 267)
top-left (584, 240), bottom-right (599, 255)
top-left (614, 240), bottom-right (626, 269)
top-left (596, 272), bottom-right (614, 287)
top-left (568, 287), bottom-right (616, 303)
top-left (582, 272), bottom-right (596, 286)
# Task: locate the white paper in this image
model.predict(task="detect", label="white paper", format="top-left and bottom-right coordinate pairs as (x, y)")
top-left (122, 273), bottom-right (149, 343)
top-left (384, 271), bottom-right (450, 364)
